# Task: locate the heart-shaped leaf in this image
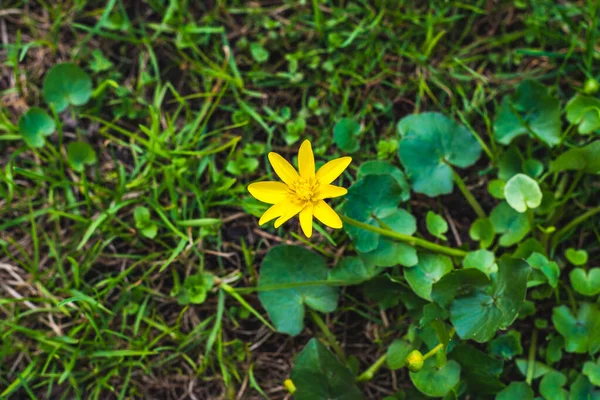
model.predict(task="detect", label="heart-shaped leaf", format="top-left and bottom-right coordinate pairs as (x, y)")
top-left (540, 371), bottom-right (568, 400)
top-left (451, 344), bottom-right (505, 394)
top-left (552, 303), bottom-right (600, 353)
top-left (469, 217), bottom-right (495, 249)
top-left (494, 80), bottom-right (560, 147)
top-left (357, 160), bottom-right (410, 201)
top-left (584, 360), bottom-right (600, 386)
top-left (386, 339), bottom-right (413, 370)
top-left (426, 211), bottom-right (448, 240)
top-left (449, 257), bottom-right (530, 342)
top-left (565, 248), bottom-right (588, 265)
top-left (397, 112), bottom-right (481, 197)
top-left (258, 245), bottom-right (338, 336)
top-left (291, 339), bottom-right (364, 400)
top-left (343, 174), bottom-right (405, 253)
top-left (409, 358), bottom-right (461, 398)
top-left (550, 141), bottom-right (600, 174)
top-left (490, 202), bottom-right (530, 246)
top-left (526, 252), bottom-right (559, 288)
top-left (570, 268), bottom-right (600, 296)
top-left (333, 118), bottom-right (361, 153)
top-left (504, 173), bottom-right (543, 213)
top-left (566, 95), bottom-right (600, 134)
top-left (43, 63), bottom-right (93, 112)
top-left (490, 330), bottom-right (523, 360)
top-left (67, 141), bottom-right (97, 172)
top-left (404, 253), bottom-right (454, 301)
top-left (463, 249), bottom-right (497, 277)
top-left (18, 107), bottom-right (56, 148)
top-left (495, 382), bottom-right (533, 400)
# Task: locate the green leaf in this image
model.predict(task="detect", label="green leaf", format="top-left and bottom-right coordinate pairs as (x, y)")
top-left (250, 42), bottom-right (269, 63)
top-left (43, 63), bottom-right (93, 112)
top-left (409, 358), bottom-right (461, 398)
top-left (329, 256), bottom-right (379, 285)
top-left (495, 382), bottom-right (533, 400)
top-left (18, 107), bottom-right (56, 148)
top-left (469, 217), bottom-right (495, 249)
top-left (570, 268), bottom-right (600, 296)
top-left (488, 179), bottom-right (506, 199)
top-left (426, 211), bottom-right (448, 240)
top-left (177, 272), bottom-right (214, 305)
top-left (566, 95), bottom-right (600, 134)
top-left (526, 252), bottom-right (559, 288)
top-left (449, 257), bottom-right (530, 342)
top-left (258, 246), bottom-right (338, 336)
top-left (397, 112), bottom-right (481, 197)
top-left (540, 371), bottom-right (568, 400)
top-left (343, 174), bottom-right (405, 252)
top-left (67, 141), bottom-right (97, 172)
top-left (490, 330), bottom-right (523, 360)
top-left (360, 238), bottom-right (418, 268)
top-left (498, 146), bottom-right (524, 181)
top-left (515, 358), bottom-right (554, 380)
top-left (134, 206), bottom-right (157, 239)
top-left (490, 202), bottom-right (531, 247)
top-left (565, 248), bottom-right (588, 265)
top-left (504, 173), bottom-right (543, 213)
top-left (333, 118), bottom-right (361, 153)
top-left (545, 335), bottom-right (564, 365)
top-left (583, 360), bottom-right (600, 387)
top-left (523, 158), bottom-right (544, 178)
top-left (363, 276), bottom-right (405, 310)
top-left (549, 141), bottom-right (600, 174)
top-left (291, 339), bottom-right (364, 400)
top-left (569, 374), bottom-right (600, 400)
top-left (431, 268), bottom-right (490, 309)
top-left (386, 339), bottom-right (413, 370)
top-left (404, 254), bottom-right (454, 301)
top-left (463, 249), bottom-right (497, 277)
top-left (493, 80), bottom-right (560, 146)
top-left (357, 160), bottom-right (410, 201)
top-left (450, 344), bottom-right (505, 394)
top-left (552, 303), bottom-right (600, 353)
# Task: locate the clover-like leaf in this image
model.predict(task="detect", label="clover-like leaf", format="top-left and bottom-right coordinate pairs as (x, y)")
top-left (329, 256), bottom-right (380, 285)
top-left (426, 211), bottom-right (448, 240)
top-left (43, 63), bottom-right (93, 112)
top-left (134, 206), bottom-right (157, 239)
top-left (449, 257), bottom-right (530, 342)
top-left (490, 202), bottom-right (530, 246)
top-left (496, 382), bottom-right (534, 400)
top-left (565, 248), bottom-right (588, 265)
top-left (566, 94), bottom-right (600, 134)
top-left (386, 339), bottom-right (413, 370)
top-left (291, 339), bottom-right (364, 400)
top-left (469, 217), bottom-right (495, 249)
top-left (357, 160), bottom-right (410, 201)
top-left (570, 268), bottom-right (600, 296)
top-left (176, 272), bottom-right (214, 305)
top-left (333, 118), bottom-right (361, 153)
top-left (540, 371), bottom-right (568, 400)
top-left (343, 174), bottom-right (405, 253)
top-left (409, 358), bottom-right (461, 398)
top-left (397, 112), bottom-right (481, 197)
top-left (504, 173), bottom-right (542, 213)
top-left (463, 249), bottom-right (497, 277)
top-left (404, 253), bottom-right (453, 301)
top-left (258, 246), bottom-right (338, 336)
top-left (550, 141), bottom-right (600, 174)
top-left (552, 303), bottom-right (600, 353)
top-left (494, 80), bottom-right (560, 146)
top-left (490, 330), bottom-right (523, 360)
top-left (18, 107), bottom-right (56, 148)
top-left (67, 141), bottom-right (97, 172)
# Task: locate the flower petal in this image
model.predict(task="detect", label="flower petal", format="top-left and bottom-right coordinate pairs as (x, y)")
top-left (313, 200), bottom-right (343, 229)
top-left (317, 184), bottom-right (348, 199)
top-left (297, 140), bottom-right (315, 179)
top-left (273, 201), bottom-right (304, 228)
top-left (315, 156), bottom-right (352, 185)
top-left (268, 152), bottom-right (300, 186)
top-left (299, 204), bottom-right (313, 238)
top-left (258, 201), bottom-right (290, 225)
top-left (248, 181), bottom-right (290, 204)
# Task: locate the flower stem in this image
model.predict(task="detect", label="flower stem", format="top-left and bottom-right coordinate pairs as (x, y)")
top-left (452, 169), bottom-right (486, 219)
top-left (310, 310), bottom-right (346, 363)
top-left (550, 205), bottom-right (600, 251)
top-left (355, 354), bottom-right (387, 382)
top-left (526, 329), bottom-right (538, 385)
top-left (340, 215), bottom-right (467, 258)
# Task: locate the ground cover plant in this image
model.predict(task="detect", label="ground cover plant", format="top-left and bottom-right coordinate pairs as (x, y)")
top-left (1, 1), bottom-right (599, 399)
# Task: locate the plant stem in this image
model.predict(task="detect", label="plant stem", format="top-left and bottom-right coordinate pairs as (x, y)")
top-left (340, 215), bottom-right (468, 258)
top-left (526, 329), bottom-right (538, 385)
top-left (355, 354), bottom-right (387, 382)
top-left (310, 310), bottom-right (346, 363)
top-left (550, 205), bottom-right (600, 250)
top-left (451, 169), bottom-right (487, 219)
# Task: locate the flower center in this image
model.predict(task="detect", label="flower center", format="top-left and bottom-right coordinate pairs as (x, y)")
top-left (292, 178), bottom-right (318, 202)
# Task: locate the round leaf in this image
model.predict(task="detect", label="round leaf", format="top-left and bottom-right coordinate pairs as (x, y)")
top-left (18, 107), bottom-right (56, 148)
top-left (463, 249), bottom-right (497, 277)
top-left (329, 256), bottom-right (379, 285)
top-left (333, 118), bottom-right (361, 153)
top-left (504, 173), bottom-right (542, 213)
top-left (566, 95), bottom-right (600, 134)
top-left (43, 63), bottom-right (93, 112)
top-left (397, 112), bottom-right (481, 197)
top-left (258, 245), bottom-right (338, 336)
top-left (490, 202), bottom-right (531, 247)
top-left (469, 217), bottom-right (495, 249)
top-left (565, 248), bottom-right (588, 266)
top-left (583, 360), bottom-right (600, 387)
top-left (569, 268), bottom-right (600, 296)
top-left (552, 304), bottom-right (600, 353)
top-left (426, 211), bottom-right (448, 240)
top-left (550, 141), bottom-right (600, 174)
top-left (67, 141), bottom-right (97, 172)
top-left (386, 339), bottom-right (412, 370)
top-left (490, 331), bottom-right (523, 360)
top-left (495, 382), bottom-right (533, 400)
top-left (357, 160), bottom-right (410, 201)
top-left (409, 358), bottom-right (461, 398)
top-left (540, 371), bottom-right (568, 400)
top-left (404, 253), bottom-right (453, 301)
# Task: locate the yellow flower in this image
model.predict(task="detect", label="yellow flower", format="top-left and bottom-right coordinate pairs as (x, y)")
top-left (248, 139), bottom-right (351, 238)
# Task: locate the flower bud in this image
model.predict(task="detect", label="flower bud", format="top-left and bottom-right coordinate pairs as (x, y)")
top-left (584, 79), bottom-right (599, 95)
top-left (284, 379), bottom-right (296, 394)
top-left (405, 350), bottom-right (424, 372)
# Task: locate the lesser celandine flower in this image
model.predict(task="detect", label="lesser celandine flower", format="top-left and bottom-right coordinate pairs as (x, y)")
top-left (248, 140), bottom-right (351, 238)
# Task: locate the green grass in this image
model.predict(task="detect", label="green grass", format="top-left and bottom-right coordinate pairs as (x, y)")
top-left (0, 0), bottom-right (598, 398)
